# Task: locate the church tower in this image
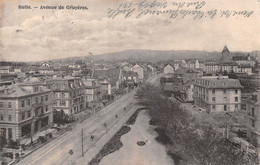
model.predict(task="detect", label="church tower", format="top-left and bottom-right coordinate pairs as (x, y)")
top-left (221, 45), bottom-right (230, 61)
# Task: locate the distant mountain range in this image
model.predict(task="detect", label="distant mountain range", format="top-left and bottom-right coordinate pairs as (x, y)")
top-left (90, 49), bottom-right (260, 63)
top-left (3, 49), bottom-right (259, 64)
top-left (92, 49), bottom-right (220, 62)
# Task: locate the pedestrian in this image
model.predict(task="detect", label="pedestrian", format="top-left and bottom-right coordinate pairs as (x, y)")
top-left (90, 135), bottom-right (94, 141)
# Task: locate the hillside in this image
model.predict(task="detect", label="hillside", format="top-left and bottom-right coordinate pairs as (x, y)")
top-left (89, 49), bottom-right (222, 62)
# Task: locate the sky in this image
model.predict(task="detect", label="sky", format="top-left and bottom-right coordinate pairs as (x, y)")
top-left (0, 0), bottom-right (259, 62)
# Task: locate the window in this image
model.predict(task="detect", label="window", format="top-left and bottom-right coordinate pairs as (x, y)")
top-left (235, 97), bottom-right (238, 102)
top-left (0, 114), bottom-right (3, 121)
top-left (61, 100), bottom-right (66, 106)
top-left (54, 101), bottom-right (57, 106)
top-left (235, 104), bottom-right (238, 109)
top-left (235, 90), bottom-right (238, 94)
top-left (35, 97), bottom-right (38, 104)
top-left (41, 108), bottom-right (44, 114)
top-left (212, 90), bottom-right (215, 94)
top-left (27, 99), bottom-right (31, 106)
top-left (41, 96), bottom-right (44, 102)
top-left (212, 97), bottom-right (216, 102)
top-left (252, 107), bottom-right (255, 117)
top-left (8, 115), bottom-right (12, 121)
top-left (212, 105), bottom-right (216, 110)
top-left (224, 105), bottom-right (227, 111)
top-left (34, 86), bottom-right (39, 92)
top-left (46, 107), bottom-right (48, 112)
top-left (45, 95), bottom-right (48, 101)
top-left (0, 102), bottom-right (3, 108)
top-left (223, 90), bottom-right (226, 94)
top-left (22, 101), bottom-right (25, 107)
top-left (22, 112), bottom-right (25, 120)
top-left (28, 111), bottom-right (31, 118)
top-left (8, 102), bottom-right (11, 108)
top-left (252, 120), bottom-right (255, 127)
top-left (62, 93), bottom-right (65, 98)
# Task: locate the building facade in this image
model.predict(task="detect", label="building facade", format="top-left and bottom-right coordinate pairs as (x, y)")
top-left (131, 64), bottom-right (144, 81)
top-left (45, 77), bottom-right (85, 117)
top-left (164, 64), bottom-right (174, 74)
top-left (0, 77), bottom-right (53, 141)
top-left (83, 79), bottom-right (101, 103)
top-left (193, 76), bottom-right (243, 112)
top-left (246, 90), bottom-right (260, 148)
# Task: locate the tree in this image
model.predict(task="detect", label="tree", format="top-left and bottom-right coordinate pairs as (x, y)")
top-left (135, 84), bottom-right (258, 165)
top-left (0, 136), bottom-right (6, 151)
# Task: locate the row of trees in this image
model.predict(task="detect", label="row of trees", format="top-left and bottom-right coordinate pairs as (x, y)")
top-left (135, 84), bottom-right (259, 165)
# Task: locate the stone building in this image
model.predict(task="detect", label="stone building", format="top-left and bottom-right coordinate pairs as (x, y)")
top-left (0, 77), bottom-right (53, 140)
top-left (193, 76), bottom-right (243, 112)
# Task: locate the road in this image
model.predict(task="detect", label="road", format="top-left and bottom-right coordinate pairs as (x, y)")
top-left (16, 74), bottom-right (160, 165)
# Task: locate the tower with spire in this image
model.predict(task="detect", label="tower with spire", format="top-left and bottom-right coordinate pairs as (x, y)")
top-left (221, 45), bottom-right (230, 61)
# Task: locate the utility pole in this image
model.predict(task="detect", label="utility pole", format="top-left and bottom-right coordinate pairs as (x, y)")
top-left (81, 128), bottom-right (84, 157)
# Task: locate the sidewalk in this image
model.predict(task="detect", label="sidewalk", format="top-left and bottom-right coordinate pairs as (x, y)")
top-left (76, 105), bottom-right (139, 165)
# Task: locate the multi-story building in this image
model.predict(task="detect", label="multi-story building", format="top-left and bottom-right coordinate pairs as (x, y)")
top-left (93, 68), bottom-right (123, 94)
top-left (98, 78), bottom-right (111, 95)
top-left (233, 54), bottom-right (256, 67)
top-left (203, 61), bottom-right (239, 74)
top-left (83, 79), bottom-right (101, 104)
top-left (246, 90), bottom-right (260, 148)
top-left (237, 64), bottom-right (253, 75)
top-left (122, 71), bottom-right (138, 85)
top-left (0, 77), bottom-right (53, 141)
top-left (164, 64), bottom-right (174, 74)
top-left (131, 64), bottom-right (144, 81)
top-left (193, 76), bottom-right (243, 112)
top-left (45, 77), bottom-right (85, 118)
top-left (186, 59), bottom-right (200, 69)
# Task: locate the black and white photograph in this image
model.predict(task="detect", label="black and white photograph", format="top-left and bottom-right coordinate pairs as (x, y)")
top-left (0, 0), bottom-right (260, 164)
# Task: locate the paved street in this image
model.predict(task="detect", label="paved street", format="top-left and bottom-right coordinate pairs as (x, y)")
top-left (16, 74), bottom-right (160, 165)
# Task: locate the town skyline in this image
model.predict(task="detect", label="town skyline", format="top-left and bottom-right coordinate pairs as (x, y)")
top-left (1, 48), bottom-right (260, 63)
top-left (1, 0), bottom-right (259, 62)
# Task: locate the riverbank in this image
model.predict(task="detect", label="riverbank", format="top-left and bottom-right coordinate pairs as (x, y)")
top-left (99, 110), bottom-right (174, 165)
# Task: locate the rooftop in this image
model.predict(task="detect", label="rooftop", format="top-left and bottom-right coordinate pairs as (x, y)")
top-left (194, 76), bottom-right (243, 89)
top-left (0, 84), bottom-right (51, 98)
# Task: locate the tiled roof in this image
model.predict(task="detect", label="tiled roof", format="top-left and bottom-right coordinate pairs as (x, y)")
top-left (194, 77), bottom-right (243, 89)
top-left (122, 71), bottom-right (137, 77)
top-left (0, 84), bottom-right (51, 98)
top-left (93, 68), bottom-right (120, 87)
top-left (21, 77), bottom-right (41, 85)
